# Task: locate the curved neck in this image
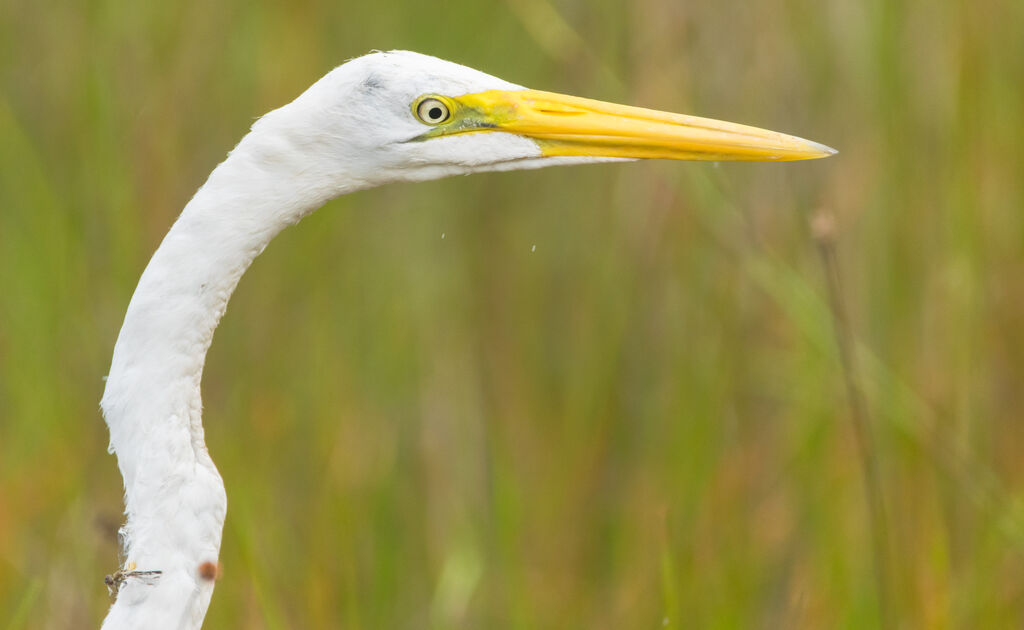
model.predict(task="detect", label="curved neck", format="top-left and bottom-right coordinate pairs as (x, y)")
top-left (100, 130), bottom-right (333, 628)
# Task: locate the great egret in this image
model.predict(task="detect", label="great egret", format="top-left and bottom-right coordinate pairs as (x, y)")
top-left (100, 50), bottom-right (834, 629)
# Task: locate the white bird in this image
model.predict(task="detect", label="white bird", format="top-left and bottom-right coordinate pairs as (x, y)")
top-left (100, 50), bottom-right (834, 629)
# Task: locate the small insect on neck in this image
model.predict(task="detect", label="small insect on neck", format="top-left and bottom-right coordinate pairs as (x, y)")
top-left (103, 562), bottom-right (163, 599)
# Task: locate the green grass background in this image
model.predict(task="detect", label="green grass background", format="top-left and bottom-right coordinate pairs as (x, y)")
top-left (2, 0), bottom-right (1023, 627)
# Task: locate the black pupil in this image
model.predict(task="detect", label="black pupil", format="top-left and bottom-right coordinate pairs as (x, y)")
top-left (428, 106), bottom-right (443, 120)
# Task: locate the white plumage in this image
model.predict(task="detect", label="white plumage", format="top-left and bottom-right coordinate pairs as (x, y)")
top-left (100, 50), bottom-right (833, 628)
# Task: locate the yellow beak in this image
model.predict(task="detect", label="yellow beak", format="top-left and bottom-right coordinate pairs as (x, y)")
top-left (454, 89), bottom-right (836, 162)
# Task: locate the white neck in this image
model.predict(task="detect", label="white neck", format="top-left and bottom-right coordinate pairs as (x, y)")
top-left (100, 124), bottom-right (337, 628)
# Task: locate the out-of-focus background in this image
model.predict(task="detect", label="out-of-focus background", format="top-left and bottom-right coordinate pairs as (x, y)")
top-left (2, 0), bottom-right (1023, 627)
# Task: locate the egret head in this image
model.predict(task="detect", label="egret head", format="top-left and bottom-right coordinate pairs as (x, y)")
top-left (249, 50), bottom-right (835, 194)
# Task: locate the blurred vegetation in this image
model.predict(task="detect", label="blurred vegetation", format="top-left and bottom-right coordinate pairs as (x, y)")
top-left (2, 0), bottom-right (1024, 627)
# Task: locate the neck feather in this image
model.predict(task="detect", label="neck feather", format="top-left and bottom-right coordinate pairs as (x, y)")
top-left (100, 126), bottom-right (333, 628)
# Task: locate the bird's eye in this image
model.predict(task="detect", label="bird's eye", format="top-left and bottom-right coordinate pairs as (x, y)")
top-left (415, 97), bottom-right (451, 125)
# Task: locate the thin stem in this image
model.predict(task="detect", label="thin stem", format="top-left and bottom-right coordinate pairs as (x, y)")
top-left (811, 211), bottom-right (893, 630)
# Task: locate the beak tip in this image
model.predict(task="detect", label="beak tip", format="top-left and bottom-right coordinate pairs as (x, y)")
top-left (809, 140), bottom-right (838, 158)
